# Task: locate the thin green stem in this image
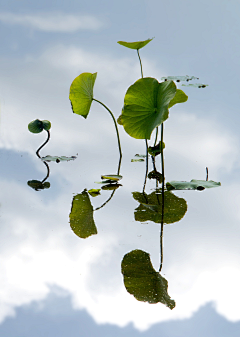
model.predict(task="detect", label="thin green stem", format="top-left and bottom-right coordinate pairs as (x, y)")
top-left (137, 49), bottom-right (143, 78)
top-left (154, 127), bottom-right (158, 146)
top-left (159, 123), bottom-right (165, 273)
top-left (93, 98), bottom-right (122, 158)
top-left (142, 139), bottom-right (148, 193)
top-left (36, 130), bottom-right (50, 158)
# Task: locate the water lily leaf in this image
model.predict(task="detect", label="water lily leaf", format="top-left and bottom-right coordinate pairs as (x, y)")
top-left (69, 72), bottom-right (97, 118)
top-left (131, 158), bottom-right (144, 162)
top-left (182, 83), bottom-right (208, 88)
top-left (121, 249), bottom-right (175, 308)
top-left (28, 119), bottom-right (51, 133)
top-left (117, 38), bottom-right (154, 50)
top-left (41, 155), bottom-right (77, 163)
top-left (135, 154), bottom-right (148, 158)
top-left (101, 175), bottom-right (122, 181)
top-left (148, 141), bottom-right (165, 157)
top-left (27, 180), bottom-right (50, 191)
top-left (101, 183), bottom-right (121, 190)
top-left (133, 190), bottom-right (187, 224)
top-left (168, 89), bottom-right (188, 109)
top-left (161, 75), bottom-right (199, 82)
top-left (94, 180), bottom-right (115, 184)
top-left (148, 170), bottom-right (163, 182)
top-left (122, 78), bottom-right (176, 139)
top-left (69, 190), bottom-right (97, 239)
top-left (166, 179), bottom-right (221, 191)
top-left (88, 189), bottom-right (101, 197)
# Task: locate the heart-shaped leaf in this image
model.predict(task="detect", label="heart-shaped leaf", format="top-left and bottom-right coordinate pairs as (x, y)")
top-left (117, 38), bottom-right (154, 50)
top-left (168, 89), bottom-right (188, 109)
top-left (166, 179), bottom-right (221, 191)
top-left (69, 72), bottom-right (97, 118)
top-left (122, 78), bottom-right (176, 139)
top-left (133, 190), bottom-right (187, 224)
top-left (69, 190), bottom-right (97, 239)
top-left (121, 249), bottom-right (175, 308)
top-left (28, 119), bottom-right (51, 133)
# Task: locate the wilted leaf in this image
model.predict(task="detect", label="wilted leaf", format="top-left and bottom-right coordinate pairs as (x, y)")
top-left (133, 190), bottom-right (187, 224)
top-left (117, 38), bottom-right (154, 50)
top-left (122, 78), bottom-right (176, 139)
top-left (41, 155), bottom-right (77, 163)
top-left (166, 179), bottom-right (221, 191)
top-left (69, 190), bottom-right (97, 239)
top-left (69, 72), bottom-right (97, 118)
top-left (121, 249), bottom-right (175, 308)
top-left (148, 170), bottom-right (163, 182)
top-left (27, 180), bottom-right (50, 191)
top-left (88, 189), bottom-right (101, 197)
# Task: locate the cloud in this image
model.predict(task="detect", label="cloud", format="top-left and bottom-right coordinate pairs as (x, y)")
top-left (0, 12), bottom-right (104, 32)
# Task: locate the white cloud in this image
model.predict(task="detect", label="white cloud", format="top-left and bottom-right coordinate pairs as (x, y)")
top-left (0, 12), bottom-right (104, 32)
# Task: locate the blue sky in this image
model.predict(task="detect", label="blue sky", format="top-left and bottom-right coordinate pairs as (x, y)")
top-left (1, 0), bottom-right (240, 336)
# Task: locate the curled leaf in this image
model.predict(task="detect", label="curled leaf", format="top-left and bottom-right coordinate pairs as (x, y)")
top-left (148, 141), bottom-right (165, 157)
top-left (117, 38), bottom-right (154, 50)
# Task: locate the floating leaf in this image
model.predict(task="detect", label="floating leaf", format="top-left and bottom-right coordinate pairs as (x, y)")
top-left (148, 141), bottom-right (165, 157)
top-left (135, 154), bottom-right (148, 158)
top-left (94, 180), bottom-right (115, 184)
top-left (69, 190), bottom-right (97, 239)
top-left (148, 170), bottom-right (163, 182)
top-left (182, 83), bottom-right (208, 88)
top-left (88, 189), bottom-right (101, 197)
top-left (131, 158), bottom-right (144, 162)
top-left (168, 89), bottom-right (188, 109)
top-left (28, 119), bottom-right (51, 134)
top-left (117, 38), bottom-right (154, 50)
top-left (27, 180), bottom-right (50, 191)
top-left (122, 78), bottom-right (176, 139)
top-left (101, 174), bottom-right (122, 181)
top-left (69, 72), bottom-right (97, 118)
top-left (161, 75), bottom-right (199, 82)
top-left (41, 155), bottom-right (77, 163)
top-left (101, 184), bottom-right (121, 190)
top-left (166, 179), bottom-right (221, 191)
top-left (121, 249), bottom-right (175, 308)
top-left (133, 190), bottom-right (187, 224)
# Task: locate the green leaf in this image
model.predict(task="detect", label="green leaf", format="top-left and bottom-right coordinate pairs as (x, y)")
top-left (166, 179), bottom-right (221, 191)
top-left (117, 114), bottom-right (123, 125)
top-left (95, 180), bottom-right (115, 184)
top-left (27, 180), bottom-right (50, 191)
top-left (42, 120), bottom-right (51, 131)
top-left (28, 119), bottom-right (44, 133)
top-left (121, 249), bottom-right (175, 308)
top-left (88, 189), bottom-right (101, 197)
top-left (122, 78), bottom-right (176, 139)
top-left (132, 190), bottom-right (187, 224)
top-left (117, 38), bottom-right (154, 50)
top-left (41, 155), bottom-right (77, 163)
top-left (147, 170), bottom-right (163, 182)
top-left (69, 190), bottom-right (97, 239)
top-left (101, 174), bottom-right (122, 181)
top-left (182, 83), bottom-right (208, 88)
top-left (131, 158), bottom-right (145, 162)
top-left (69, 72), bottom-right (97, 118)
top-left (101, 184), bottom-right (121, 190)
top-left (168, 89), bottom-right (188, 109)
top-left (148, 141), bottom-right (165, 157)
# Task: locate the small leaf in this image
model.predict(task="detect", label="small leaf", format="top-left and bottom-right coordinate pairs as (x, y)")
top-left (69, 190), bottom-right (97, 239)
top-left (147, 170), bottom-right (163, 182)
top-left (182, 83), bottom-right (208, 88)
top-left (28, 119), bottom-right (44, 133)
top-left (161, 75), bottom-right (199, 82)
top-left (95, 180), bottom-right (115, 184)
top-left (41, 155), bottom-right (77, 162)
top-left (101, 184), bottom-right (121, 190)
top-left (148, 141), bottom-right (165, 157)
top-left (101, 174), bottom-right (122, 181)
top-left (168, 89), bottom-right (188, 109)
top-left (121, 249), bottom-right (175, 308)
top-left (69, 72), bottom-right (97, 118)
top-left (27, 180), bottom-right (50, 191)
top-left (117, 38), bottom-right (154, 50)
top-left (117, 114), bottom-right (123, 125)
top-left (42, 120), bottom-right (51, 131)
top-left (166, 179), bottom-right (221, 191)
top-left (88, 189), bottom-right (101, 197)
top-left (133, 190), bottom-right (187, 224)
top-left (131, 159), bottom-right (145, 162)
top-left (122, 78), bottom-right (176, 139)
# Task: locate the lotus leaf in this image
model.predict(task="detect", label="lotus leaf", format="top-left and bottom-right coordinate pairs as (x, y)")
top-left (117, 38), bottom-right (154, 50)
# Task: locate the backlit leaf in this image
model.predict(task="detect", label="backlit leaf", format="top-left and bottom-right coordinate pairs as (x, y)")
top-left (168, 89), bottom-right (188, 109)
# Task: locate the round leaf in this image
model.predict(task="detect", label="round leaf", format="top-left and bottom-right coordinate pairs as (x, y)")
top-left (121, 249), bottom-right (175, 308)
top-left (122, 78), bottom-right (176, 139)
top-left (28, 119), bottom-right (44, 133)
top-left (117, 38), bottom-right (154, 50)
top-left (42, 120), bottom-right (51, 131)
top-left (69, 72), bottom-right (97, 118)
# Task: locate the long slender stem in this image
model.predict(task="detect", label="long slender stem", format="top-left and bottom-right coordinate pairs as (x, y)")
top-left (159, 123), bottom-right (165, 273)
top-left (41, 161), bottom-right (50, 183)
top-left (143, 139), bottom-right (148, 193)
top-left (137, 49), bottom-right (143, 78)
top-left (36, 130), bottom-right (50, 158)
top-left (93, 99), bottom-right (122, 158)
top-left (154, 127), bottom-right (158, 146)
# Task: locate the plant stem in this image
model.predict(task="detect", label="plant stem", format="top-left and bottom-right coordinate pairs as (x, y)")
top-left (143, 139), bottom-right (148, 193)
top-left (159, 122), bottom-right (165, 273)
top-left (41, 162), bottom-right (50, 183)
top-left (93, 98), bottom-right (122, 158)
top-left (36, 130), bottom-right (50, 158)
top-left (154, 127), bottom-right (158, 146)
top-left (137, 49), bottom-right (143, 78)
